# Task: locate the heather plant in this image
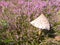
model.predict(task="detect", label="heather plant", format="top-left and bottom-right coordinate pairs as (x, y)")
top-left (0, 0), bottom-right (60, 45)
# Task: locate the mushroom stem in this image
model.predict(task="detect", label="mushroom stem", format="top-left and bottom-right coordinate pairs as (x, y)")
top-left (38, 29), bottom-right (42, 36)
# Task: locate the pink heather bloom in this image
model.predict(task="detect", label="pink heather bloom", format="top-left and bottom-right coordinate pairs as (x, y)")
top-left (0, 1), bottom-right (9, 8)
top-left (27, 0), bottom-right (47, 15)
top-left (0, 0), bottom-right (60, 16)
top-left (18, 0), bottom-right (25, 5)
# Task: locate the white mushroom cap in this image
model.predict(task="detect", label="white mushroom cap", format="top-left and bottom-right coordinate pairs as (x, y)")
top-left (30, 14), bottom-right (50, 30)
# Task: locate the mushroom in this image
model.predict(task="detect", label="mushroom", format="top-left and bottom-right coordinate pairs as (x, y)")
top-left (30, 14), bottom-right (50, 35)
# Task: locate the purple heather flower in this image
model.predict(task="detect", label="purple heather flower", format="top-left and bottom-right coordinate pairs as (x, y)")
top-left (0, 0), bottom-right (60, 16)
top-left (0, 1), bottom-right (9, 8)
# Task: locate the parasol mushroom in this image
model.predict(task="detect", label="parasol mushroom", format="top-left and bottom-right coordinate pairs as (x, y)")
top-left (30, 14), bottom-right (50, 35)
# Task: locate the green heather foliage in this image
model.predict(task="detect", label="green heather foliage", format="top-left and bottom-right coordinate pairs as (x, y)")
top-left (0, 15), bottom-right (60, 45)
